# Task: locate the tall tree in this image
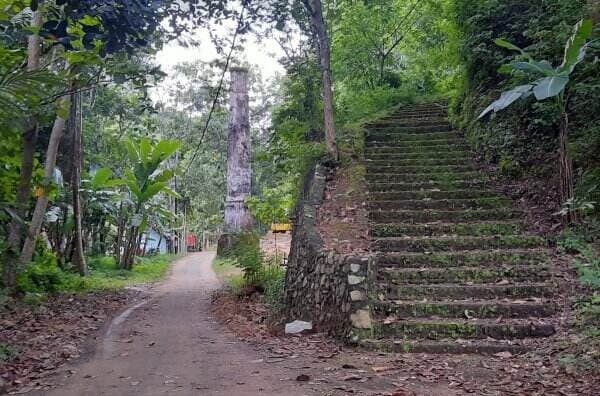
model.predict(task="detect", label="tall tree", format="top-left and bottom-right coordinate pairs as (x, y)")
top-left (70, 90), bottom-right (86, 275)
top-left (302, 0), bottom-right (338, 160)
top-left (4, 10), bottom-right (44, 289)
top-left (224, 67), bottom-right (253, 231)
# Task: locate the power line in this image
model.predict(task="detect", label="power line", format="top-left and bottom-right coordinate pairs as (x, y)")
top-left (182, 6), bottom-right (246, 177)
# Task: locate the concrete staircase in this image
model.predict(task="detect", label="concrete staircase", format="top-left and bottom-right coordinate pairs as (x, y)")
top-left (359, 103), bottom-right (557, 354)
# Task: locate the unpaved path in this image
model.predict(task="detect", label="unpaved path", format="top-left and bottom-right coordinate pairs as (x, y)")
top-left (36, 253), bottom-right (311, 396)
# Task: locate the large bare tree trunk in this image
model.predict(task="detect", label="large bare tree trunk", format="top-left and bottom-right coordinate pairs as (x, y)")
top-left (20, 92), bottom-right (71, 265)
top-left (223, 67), bottom-right (253, 232)
top-left (4, 10), bottom-right (43, 289)
top-left (559, 111), bottom-right (577, 223)
top-left (70, 91), bottom-right (87, 275)
top-left (303, 0), bottom-right (338, 160)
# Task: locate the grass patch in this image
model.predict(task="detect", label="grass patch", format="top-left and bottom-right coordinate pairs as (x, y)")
top-left (557, 221), bottom-right (600, 373)
top-left (74, 254), bottom-right (175, 290)
top-left (16, 253), bottom-right (176, 295)
top-left (212, 258), bottom-right (243, 282)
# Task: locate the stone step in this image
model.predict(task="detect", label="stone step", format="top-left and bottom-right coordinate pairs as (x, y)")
top-left (366, 139), bottom-right (464, 148)
top-left (373, 235), bottom-right (544, 253)
top-left (368, 181), bottom-right (488, 192)
top-left (366, 131), bottom-right (460, 141)
top-left (366, 159), bottom-right (472, 167)
top-left (378, 265), bottom-right (550, 284)
top-left (371, 221), bottom-right (524, 237)
top-left (369, 208), bottom-right (520, 223)
top-left (366, 124), bottom-right (453, 134)
top-left (358, 339), bottom-right (529, 354)
top-left (368, 197), bottom-right (509, 211)
top-left (366, 150), bottom-right (471, 160)
top-left (376, 249), bottom-right (550, 268)
top-left (365, 318), bottom-right (555, 340)
top-left (367, 165), bottom-right (476, 174)
top-left (366, 146), bottom-right (471, 155)
top-left (373, 299), bottom-right (556, 319)
top-left (366, 140), bottom-right (470, 150)
top-left (367, 172), bottom-right (484, 183)
top-left (367, 189), bottom-right (495, 200)
top-left (379, 282), bottom-right (554, 300)
top-left (366, 119), bottom-right (450, 128)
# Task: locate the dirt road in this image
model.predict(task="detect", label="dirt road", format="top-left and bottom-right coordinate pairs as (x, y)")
top-left (37, 253), bottom-right (312, 396)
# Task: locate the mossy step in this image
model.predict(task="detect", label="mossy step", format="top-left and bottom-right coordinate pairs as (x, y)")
top-left (366, 139), bottom-right (470, 150)
top-left (367, 165), bottom-right (475, 174)
top-left (380, 282), bottom-right (554, 300)
top-left (377, 249), bottom-right (549, 268)
top-left (366, 139), bottom-right (464, 148)
top-left (364, 318), bottom-right (555, 340)
top-left (366, 131), bottom-right (459, 141)
top-left (366, 159), bottom-right (471, 167)
top-left (368, 181), bottom-right (489, 192)
top-left (367, 172), bottom-right (484, 183)
top-left (374, 235), bottom-right (544, 253)
top-left (369, 208), bottom-right (519, 223)
top-left (366, 146), bottom-right (470, 155)
top-left (366, 150), bottom-right (471, 160)
top-left (368, 197), bottom-right (509, 211)
top-left (385, 109), bottom-right (448, 117)
top-left (366, 119), bottom-right (450, 128)
top-left (368, 190), bottom-right (496, 201)
top-left (366, 125), bottom-right (453, 134)
top-left (378, 265), bottom-right (550, 284)
top-left (373, 299), bottom-right (556, 319)
top-left (371, 222), bottom-right (524, 237)
top-left (358, 339), bottom-right (528, 354)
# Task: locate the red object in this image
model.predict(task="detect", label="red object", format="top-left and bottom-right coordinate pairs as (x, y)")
top-left (186, 233), bottom-right (198, 247)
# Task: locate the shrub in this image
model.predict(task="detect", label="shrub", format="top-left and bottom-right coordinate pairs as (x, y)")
top-left (16, 251), bottom-right (64, 293)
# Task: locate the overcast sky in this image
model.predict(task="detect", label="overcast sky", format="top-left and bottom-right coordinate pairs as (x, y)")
top-left (152, 23), bottom-right (288, 104)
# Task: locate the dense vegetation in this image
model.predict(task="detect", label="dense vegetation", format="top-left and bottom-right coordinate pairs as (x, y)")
top-left (0, 1), bottom-right (598, 366)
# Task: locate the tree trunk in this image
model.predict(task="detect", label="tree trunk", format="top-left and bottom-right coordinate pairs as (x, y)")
top-left (3, 11), bottom-right (44, 290)
top-left (558, 111), bottom-right (577, 223)
top-left (70, 90), bottom-right (87, 276)
top-left (20, 91), bottom-right (71, 265)
top-left (304, 0), bottom-right (338, 160)
top-left (223, 67), bottom-right (253, 232)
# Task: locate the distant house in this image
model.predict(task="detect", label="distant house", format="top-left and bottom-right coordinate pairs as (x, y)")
top-left (141, 229), bottom-right (168, 254)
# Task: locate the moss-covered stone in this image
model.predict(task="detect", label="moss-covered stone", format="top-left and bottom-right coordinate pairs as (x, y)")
top-left (377, 250), bottom-right (549, 268)
top-left (368, 319), bottom-right (555, 340)
top-left (381, 283), bottom-right (554, 300)
top-left (373, 235), bottom-right (545, 252)
top-left (371, 222), bottom-right (524, 237)
top-left (373, 300), bottom-right (556, 319)
top-left (368, 197), bottom-right (510, 211)
top-left (369, 208), bottom-right (520, 223)
top-left (378, 265), bottom-right (550, 284)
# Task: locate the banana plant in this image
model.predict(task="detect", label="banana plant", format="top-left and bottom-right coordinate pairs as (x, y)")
top-left (479, 19), bottom-right (594, 222)
top-left (117, 138), bottom-right (180, 269)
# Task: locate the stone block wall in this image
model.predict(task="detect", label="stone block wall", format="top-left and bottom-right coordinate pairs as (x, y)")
top-left (284, 164), bottom-right (372, 337)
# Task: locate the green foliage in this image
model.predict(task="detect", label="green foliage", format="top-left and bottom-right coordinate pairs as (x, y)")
top-left (479, 19), bottom-right (593, 118)
top-left (261, 261), bottom-right (286, 314)
top-left (221, 232), bottom-right (263, 283)
top-left (0, 343), bottom-right (18, 362)
top-left (16, 250), bottom-right (63, 294)
top-left (499, 157), bottom-right (522, 178)
top-left (452, 0), bottom-right (599, 212)
top-left (559, 223), bottom-right (600, 290)
top-left (247, 182), bottom-right (295, 226)
top-left (15, 253), bottom-right (174, 294)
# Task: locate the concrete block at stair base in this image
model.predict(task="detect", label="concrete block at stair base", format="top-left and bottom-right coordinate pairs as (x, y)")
top-left (348, 275), bottom-right (365, 285)
top-left (285, 320), bottom-right (313, 334)
top-left (350, 263), bottom-right (361, 273)
top-left (350, 290), bottom-right (366, 301)
top-left (351, 309), bottom-right (372, 329)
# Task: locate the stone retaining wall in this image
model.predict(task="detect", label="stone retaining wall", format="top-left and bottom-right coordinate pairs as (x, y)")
top-left (284, 164), bottom-right (372, 337)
